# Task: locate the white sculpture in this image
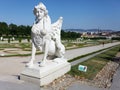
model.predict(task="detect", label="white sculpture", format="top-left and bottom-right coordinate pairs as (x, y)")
top-left (27, 2), bottom-right (65, 67)
top-left (0, 37), bottom-right (3, 41)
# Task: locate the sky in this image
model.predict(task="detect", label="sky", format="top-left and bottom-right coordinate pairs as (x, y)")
top-left (0, 0), bottom-right (120, 31)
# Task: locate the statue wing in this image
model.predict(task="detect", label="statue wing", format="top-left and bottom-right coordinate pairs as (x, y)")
top-left (51, 17), bottom-right (63, 36)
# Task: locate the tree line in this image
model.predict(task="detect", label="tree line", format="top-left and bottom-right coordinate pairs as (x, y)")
top-left (0, 22), bottom-right (80, 39)
top-left (0, 22), bottom-right (31, 38)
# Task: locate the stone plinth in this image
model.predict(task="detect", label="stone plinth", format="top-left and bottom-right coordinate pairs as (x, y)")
top-left (20, 60), bottom-right (71, 86)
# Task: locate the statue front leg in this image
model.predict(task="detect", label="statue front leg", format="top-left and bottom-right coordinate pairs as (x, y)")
top-left (26, 42), bottom-right (36, 67)
top-left (40, 40), bottom-right (49, 66)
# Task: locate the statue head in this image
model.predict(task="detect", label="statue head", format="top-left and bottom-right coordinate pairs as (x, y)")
top-left (33, 2), bottom-right (48, 20)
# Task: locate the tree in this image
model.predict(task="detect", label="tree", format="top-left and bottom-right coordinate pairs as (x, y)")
top-left (17, 25), bottom-right (26, 37)
top-left (9, 23), bottom-right (18, 36)
top-left (0, 22), bottom-right (8, 36)
top-left (61, 30), bottom-right (81, 39)
top-left (25, 25), bottom-right (31, 36)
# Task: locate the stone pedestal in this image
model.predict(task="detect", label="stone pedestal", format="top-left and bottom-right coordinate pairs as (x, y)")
top-left (20, 60), bottom-right (71, 86)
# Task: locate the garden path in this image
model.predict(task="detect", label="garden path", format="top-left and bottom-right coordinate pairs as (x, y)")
top-left (0, 42), bottom-right (120, 90)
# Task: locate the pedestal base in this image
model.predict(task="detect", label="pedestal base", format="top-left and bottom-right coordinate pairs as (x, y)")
top-left (20, 60), bottom-right (71, 86)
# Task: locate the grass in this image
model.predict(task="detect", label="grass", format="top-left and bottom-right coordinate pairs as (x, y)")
top-left (0, 43), bottom-right (16, 48)
top-left (0, 43), bottom-right (31, 50)
top-left (68, 45), bottom-right (120, 80)
top-left (64, 43), bottom-right (86, 50)
top-left (69, 60), bottom-right (107, 80)
top-left (68, 48), bottom-right (109, 62)
top-left (0, 40), bottom-right (119, 57)
top-left (0, 41), bottom-right (99, 57)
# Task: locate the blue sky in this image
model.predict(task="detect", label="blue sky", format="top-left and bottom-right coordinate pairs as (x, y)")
top-left (0, 0), bottom-right (120, 31)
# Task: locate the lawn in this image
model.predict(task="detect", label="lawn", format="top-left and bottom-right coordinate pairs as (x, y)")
top-left (68, 45), bottom-right (120, 80)
top-left (0, 39), bottom-right (118, 56)
top-left (0, 43), bottom-right (31, 50)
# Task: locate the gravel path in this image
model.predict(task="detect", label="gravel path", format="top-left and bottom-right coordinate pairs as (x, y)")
top-left (0, 81), bottom-right (40, 90)
top-left (0, 42), bottom-right (120, 90)
top-left (71, 48), bottom-right (110, 66)
top-left (65, 42), bottom-right (120, 60)
top-left (68, 62), bottom-right (120, 90)
top-left (67, 82), bottom-right (108, 90)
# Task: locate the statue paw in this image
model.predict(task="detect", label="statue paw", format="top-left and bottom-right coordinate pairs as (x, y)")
top-left (26, 61), bottom-right (34, 68)
top-left (39, 61), bottom-right (46, 67)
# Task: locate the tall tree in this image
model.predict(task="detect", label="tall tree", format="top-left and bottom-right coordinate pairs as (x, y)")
top-left (9, 23), bottom-right (18, 36)
top-left (0, 22), bottom-right (8, 36)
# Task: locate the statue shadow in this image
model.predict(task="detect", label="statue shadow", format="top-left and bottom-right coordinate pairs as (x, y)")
top-left (21, 61), bottom-right (29, 64)
top-left (12, 75), bottom-right (20, 80)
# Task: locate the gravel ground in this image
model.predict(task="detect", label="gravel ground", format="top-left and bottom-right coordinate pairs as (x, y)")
top-left (110, 66), bottom-right (120, 90)
top-left (41, 61), bottom-right (119, 90)
top-left (0, 42), bottom-right (120, 90)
